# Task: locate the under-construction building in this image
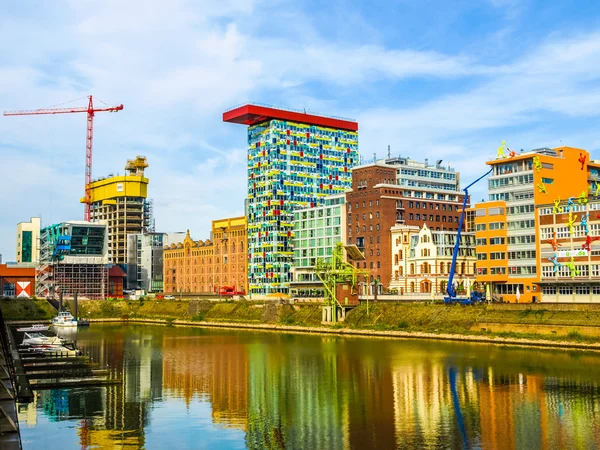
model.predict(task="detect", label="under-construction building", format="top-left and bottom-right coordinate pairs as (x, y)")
top-left (37, 221), bottom-right (109, 299)
top-left (84, 156), bottom-right (153, 266)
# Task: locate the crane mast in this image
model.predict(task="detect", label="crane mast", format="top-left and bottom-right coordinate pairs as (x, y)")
top-left (3, 95), bottom-right (124, 220)
top-left (446, 168), bottom-right (493, 301)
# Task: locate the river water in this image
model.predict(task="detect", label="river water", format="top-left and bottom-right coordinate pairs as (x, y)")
top-left (18, 324), bottom-right (600, 450)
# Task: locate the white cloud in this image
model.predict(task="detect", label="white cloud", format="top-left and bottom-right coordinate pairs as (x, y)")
top-left (2, 2), bottom-right (600, 261)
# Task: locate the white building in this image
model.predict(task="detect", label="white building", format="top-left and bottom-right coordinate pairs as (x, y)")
top-left (16, 217), bottom-right (41, 264)
top-left (390, 224), bottom-right (476, 296)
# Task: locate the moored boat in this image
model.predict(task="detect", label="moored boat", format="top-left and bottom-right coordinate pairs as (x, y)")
top-left (17, 324), bottom-right (50, 332)
top-left (21, 332), bottom-right (64, 346)
top-left (52, 311), bottom-right (78, 328)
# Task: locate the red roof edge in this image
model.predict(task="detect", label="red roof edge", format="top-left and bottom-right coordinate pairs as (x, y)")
top-left (223, 104), bottom-right (358, 132)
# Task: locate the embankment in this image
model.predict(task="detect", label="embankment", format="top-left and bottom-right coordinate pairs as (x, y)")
top-left (4, 298), bottom-right (600, 348)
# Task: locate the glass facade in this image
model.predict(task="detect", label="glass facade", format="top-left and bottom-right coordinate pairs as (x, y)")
top-left (21, 231), bottom-right (32, 263)
top-left (247, 120), bottom-right (358, 294)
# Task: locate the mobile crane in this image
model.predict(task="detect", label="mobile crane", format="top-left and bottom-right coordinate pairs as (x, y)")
top-left (444, 168), bottom-right (493, 305)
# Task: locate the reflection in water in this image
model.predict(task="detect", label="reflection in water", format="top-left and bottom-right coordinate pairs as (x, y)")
top-left (18, 325), bottom-right (600, 449)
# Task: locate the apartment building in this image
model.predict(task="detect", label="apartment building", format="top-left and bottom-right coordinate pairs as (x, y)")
top-left (390, 224), bottom-right (476, 295)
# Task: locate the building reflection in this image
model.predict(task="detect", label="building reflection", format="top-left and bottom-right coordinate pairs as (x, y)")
top-left (24, 327), bottom-right (600, 450)
top-left (161, 333), bottom-right (249, 429)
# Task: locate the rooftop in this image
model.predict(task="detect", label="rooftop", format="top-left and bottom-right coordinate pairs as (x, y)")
top-left (223, 102), bottom-right (358, 132)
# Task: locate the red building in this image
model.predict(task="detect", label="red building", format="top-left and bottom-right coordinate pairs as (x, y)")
top-left (108, 265), bottom-right (126, 297)
top-left (0, 264), bottom-right (36, 298)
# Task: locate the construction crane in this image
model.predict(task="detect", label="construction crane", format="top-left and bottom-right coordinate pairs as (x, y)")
top-left (3, 95), bottom-right (124, 221)
top-left (445, 167), bottom-right (493, 305)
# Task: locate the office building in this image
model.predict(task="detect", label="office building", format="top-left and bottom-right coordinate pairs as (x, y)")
top-left (289, 194), bottom-right (346, 299)
top-left (346, 160), bottom-right (466, 290)
top-left (224, 103), bottom-right (358, 297)
top-left (126, 232), bottom-right (186, 293)
top-left (86, 156), bottom-right (152, 265)
top-left (16, 217), bottom-right (41, 264)
top-left (37, 221), bottom-right (109, 299)
top-left (469, 146), bottom-right (598, 303)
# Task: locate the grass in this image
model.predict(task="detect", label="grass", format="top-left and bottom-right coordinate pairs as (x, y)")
top-left (4, 298), bottom-right (600, 346)
top-left (0, 298), bottom-right (56, 321)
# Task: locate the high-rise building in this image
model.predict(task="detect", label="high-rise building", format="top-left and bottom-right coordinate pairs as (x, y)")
top-left (346, 160), bottom-right (466, 290)
top-left (468, 146), bottom-right (598, 303)
top-left (37, 221), bottom-right (109, 299)
top-left (163, 217), bottom-right (248, 294)
top-left (223, 103), bottom-right (359, 296)
top-left (86, 156), bottom-right (152, 266)
top-left (16, 217), bottom-right (41, 264)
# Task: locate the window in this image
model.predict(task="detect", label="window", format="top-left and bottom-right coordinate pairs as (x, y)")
top-left (477, 253), bottom-right (488, 260)
top-left (489, 222), bottom-right (505, 230)
top-left (476, 238), bottom-right (487, 246)
top-left (489, 237), bottom-right (505, 245)
top-left (475, 209), bottom-right (486, 217)
top-left (476, 224), bottom-right (486, 231)
top-left (541, 177), bottom-right (554, 184)
top-left (542, 162), bottom-right (554, 170)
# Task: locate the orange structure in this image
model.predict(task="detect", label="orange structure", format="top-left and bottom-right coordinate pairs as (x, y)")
top-left (163, 217), bottom-right (248, 295)
top-left (469, 146), bottom-right (596, 303)
top-left (0, 264), bottom-right (35, 298)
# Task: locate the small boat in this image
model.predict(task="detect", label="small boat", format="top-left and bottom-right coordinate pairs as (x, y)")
top-left (52, 311), bottom-right (78, 328)
top-left (24, 344), bottom-right (79, 357)
top-left (17, 324), bottom-right (49, 332)
top-left (22, 332), bottom-right (64, 346)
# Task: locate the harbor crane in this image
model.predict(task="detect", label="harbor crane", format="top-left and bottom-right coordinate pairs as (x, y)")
top-left (4, 95), bottom-right (124, 221)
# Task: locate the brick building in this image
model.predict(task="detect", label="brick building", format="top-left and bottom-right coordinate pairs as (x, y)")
top-left (346, 161), bottom-right (466, 291)
top-left (163, 217), bottom-right (247, 295)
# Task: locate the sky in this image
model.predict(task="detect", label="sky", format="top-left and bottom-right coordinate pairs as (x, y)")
top-left (2, 0), bottom-right (600, 261)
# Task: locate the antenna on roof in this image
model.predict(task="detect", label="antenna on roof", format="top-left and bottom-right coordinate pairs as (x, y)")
top-left (373, 152), bottom-right (376, 163)
top-left (387, 145), bottom-right (391, 159)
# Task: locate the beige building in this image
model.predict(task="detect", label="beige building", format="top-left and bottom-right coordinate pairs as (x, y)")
top-left (16, 217), bottom-right (41, 264)
top-left (87, 156), bottom-right (151, 265)
top-left (163, 217), bottom-right (248, 295)
top-left (390, 224), bottom-right (476, 295)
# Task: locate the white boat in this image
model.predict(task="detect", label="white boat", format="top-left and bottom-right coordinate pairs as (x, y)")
top-left (24, 344), bottom-right (79, 357)
top-left (17, 324), bottom-right (49, 332)
top-left (21, 332), bottom-right (64, 346)
top-left (52, 311), bottom-right (78, 328)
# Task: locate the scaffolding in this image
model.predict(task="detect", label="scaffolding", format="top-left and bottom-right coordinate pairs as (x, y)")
top-left (36, 221), bottom-right (109, 300)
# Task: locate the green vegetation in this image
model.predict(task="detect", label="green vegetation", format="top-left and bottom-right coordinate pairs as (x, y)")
top-left (0, 297), bottom-right (56, 321)
top-left (3, 298), bottom-right (600, 347)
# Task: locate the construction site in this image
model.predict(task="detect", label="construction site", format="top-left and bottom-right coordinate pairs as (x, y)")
top-left (4, 96), bottom-right (150, 300)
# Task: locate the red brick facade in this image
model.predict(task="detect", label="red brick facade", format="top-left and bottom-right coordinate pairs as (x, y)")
top-left (346, 164), bottom-right (467, 289)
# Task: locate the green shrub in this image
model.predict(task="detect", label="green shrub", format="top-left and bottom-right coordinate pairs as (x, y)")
top-left (397, 320), bottom-right (409, 329)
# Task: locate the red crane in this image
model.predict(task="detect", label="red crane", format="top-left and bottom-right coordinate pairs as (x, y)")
top-left (3, 95), bottom-right (124, 221)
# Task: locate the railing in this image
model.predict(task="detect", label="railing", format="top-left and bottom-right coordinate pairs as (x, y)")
top-left (0, 307), bottom-right (17, 396)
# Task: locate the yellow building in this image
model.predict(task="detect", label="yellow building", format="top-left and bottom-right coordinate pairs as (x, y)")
top-left (469, 146), bottom-right (596, 302)
top-left (84, 156), bottom-right (151, 265)
top-left (163, 216), bottom-right (248, 294)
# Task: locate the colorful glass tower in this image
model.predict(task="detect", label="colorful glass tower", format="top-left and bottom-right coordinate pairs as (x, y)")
top-left (224, 104), bottom-right (358, 296)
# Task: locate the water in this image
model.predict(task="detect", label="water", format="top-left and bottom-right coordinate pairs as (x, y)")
top-left (18, 324), bottom-right (600, 450)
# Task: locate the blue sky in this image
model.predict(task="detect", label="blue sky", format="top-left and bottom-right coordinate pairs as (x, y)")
top-left (2, 0), bottom-right (600, 260)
